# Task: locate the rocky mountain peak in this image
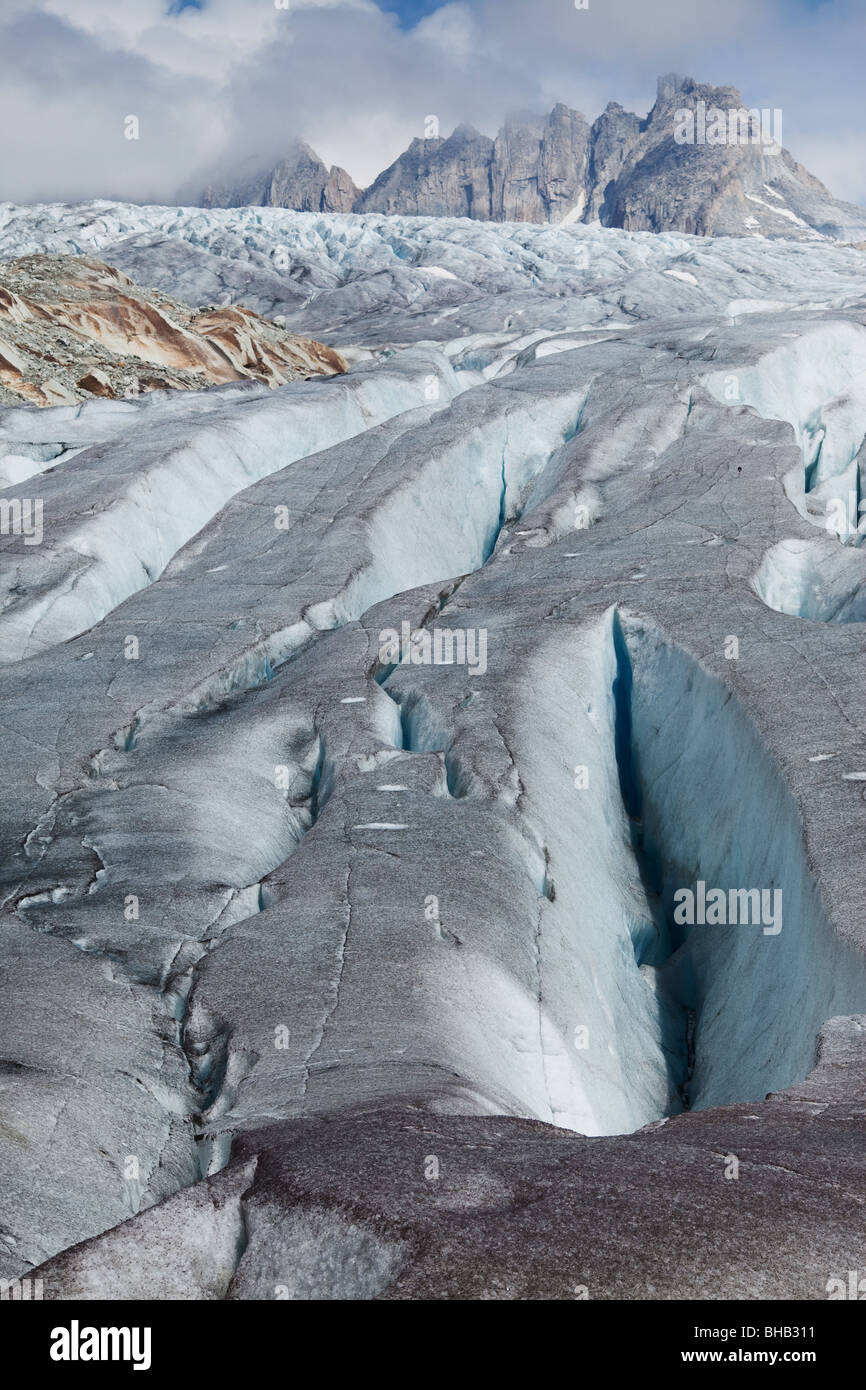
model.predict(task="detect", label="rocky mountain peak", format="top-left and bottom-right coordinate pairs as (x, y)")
top-left (196, 78), bottom-right (866, 243)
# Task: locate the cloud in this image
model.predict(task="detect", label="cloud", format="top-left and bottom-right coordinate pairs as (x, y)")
top-left (414, 4), bottom-right (479, 66)
top-left (0, 0), bottom-right (863, 207)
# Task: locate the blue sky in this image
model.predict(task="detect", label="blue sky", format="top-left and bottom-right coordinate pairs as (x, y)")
top-left (0, 0), bottom-right (864, 206)
top-left (386, 0), bottom-right (834, 20)
top-left (170, 0), bottom-right (466, 23)
top-left (375, 0), bottom-right (448, 25)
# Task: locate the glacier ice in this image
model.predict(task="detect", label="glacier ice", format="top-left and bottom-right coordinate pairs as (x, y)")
top-left (1, 201), bottom-right (866, 1298)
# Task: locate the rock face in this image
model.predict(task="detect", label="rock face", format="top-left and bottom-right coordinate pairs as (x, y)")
top-left (199, 76), bottom-right (866, 242)
top-left (584, 101), bottom-right (644, 222)
top-left (0, 253), bottom-right (346, 407)
top-left (596, 74), bottom-right (863, 240)
top-left (492, 103), bottom-right (592, 223)
top-left (355, 124), bottom-right (496, 219)
top-left (353, 108), bottom-right (593, 223)
top-left (1, 203), bottom-right (866, 1299)
top-left (202, 141), bottom-right (358, 214)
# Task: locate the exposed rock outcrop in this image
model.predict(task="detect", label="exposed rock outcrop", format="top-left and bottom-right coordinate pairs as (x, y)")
top-left (355, 124), bottom-right (496, 219)
top-left (597, 75), bottom-right (857, 239)
top-left (0, 253), bottom-right (346, 406)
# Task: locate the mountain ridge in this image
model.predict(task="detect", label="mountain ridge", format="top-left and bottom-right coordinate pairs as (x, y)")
top-left (199, 75), bottom-right (866, 243)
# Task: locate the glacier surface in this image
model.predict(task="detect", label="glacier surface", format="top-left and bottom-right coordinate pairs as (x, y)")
top-left (1, 202), bottom-right (866, 1299)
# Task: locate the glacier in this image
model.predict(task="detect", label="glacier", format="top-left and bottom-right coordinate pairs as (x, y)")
top-left (1, 202), bottom-right (866, 1299)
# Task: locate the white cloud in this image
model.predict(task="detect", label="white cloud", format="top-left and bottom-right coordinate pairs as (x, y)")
top-left (415, 4), bottom-right (479, 67)
top-left (0, 0), bottom-right (863, 208)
